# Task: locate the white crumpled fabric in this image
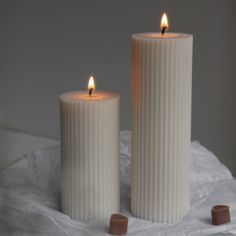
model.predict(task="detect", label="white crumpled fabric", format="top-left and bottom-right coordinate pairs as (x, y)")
top-left (0, 131), bottom-right (235, 235)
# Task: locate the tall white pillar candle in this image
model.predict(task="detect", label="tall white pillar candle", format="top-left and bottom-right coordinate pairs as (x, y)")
top-left (131, 29), bottom-right (193, 222)
top-left (60, 81), bottom-right (120, 221)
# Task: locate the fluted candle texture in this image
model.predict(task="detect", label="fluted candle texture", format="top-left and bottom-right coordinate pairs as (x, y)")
top-left (131, 33), bottom-right (193, 222)
top-left (60, 91), bottom-right (120, 221)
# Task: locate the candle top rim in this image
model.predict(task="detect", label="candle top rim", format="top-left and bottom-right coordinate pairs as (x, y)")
top-left (60, 90), bottom-right (119, 102)
top-left (132, 32), bottom-right (192, 40)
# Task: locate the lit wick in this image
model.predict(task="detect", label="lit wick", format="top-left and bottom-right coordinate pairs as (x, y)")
top-left (88, 76), bottom-right (95, 96)
top-left (161, 13), bottom-right (168, 35)
top-left (161, 26), bottom-right (167, 35)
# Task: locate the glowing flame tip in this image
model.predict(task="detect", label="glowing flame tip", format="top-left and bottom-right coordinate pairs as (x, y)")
top-left (88, 76), bottom-right (95, 95)
top-left (161, 13), bottom-right (168, 34)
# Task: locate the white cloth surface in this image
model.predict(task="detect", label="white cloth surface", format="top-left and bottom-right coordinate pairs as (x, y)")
top-left (0, 130), bottom-right (235, 236)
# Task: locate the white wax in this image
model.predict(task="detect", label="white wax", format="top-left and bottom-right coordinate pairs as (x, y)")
top-left (131, 32), bottom-right (193, 222)
top-left (60, 91), bottom-right (120, 221)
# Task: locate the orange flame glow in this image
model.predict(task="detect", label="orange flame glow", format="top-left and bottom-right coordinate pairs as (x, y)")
top-left (88, 76), bottom-right (95, 95)
top-left (161, 13), bottom-right (168, 33)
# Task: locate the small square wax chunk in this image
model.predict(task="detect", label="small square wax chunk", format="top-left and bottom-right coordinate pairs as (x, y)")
top-left (211, 205), bottom-right (230, 225)
top-left (109, 214), bottom-right (128, 235)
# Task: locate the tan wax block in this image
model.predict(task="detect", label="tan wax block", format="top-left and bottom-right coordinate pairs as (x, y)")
top-left (211, 205), bottom-right (230, 225)
top-left (109, 214), bottom-right (128, 235)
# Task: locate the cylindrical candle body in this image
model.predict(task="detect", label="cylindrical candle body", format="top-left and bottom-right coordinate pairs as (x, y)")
top-left (60, 91), bottom-right (120, 221)
top-left (131, 33), bottom-right (193, 222)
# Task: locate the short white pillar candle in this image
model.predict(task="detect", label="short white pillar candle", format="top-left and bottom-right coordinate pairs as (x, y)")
top-left (60, 76), bottom-right (120, 221)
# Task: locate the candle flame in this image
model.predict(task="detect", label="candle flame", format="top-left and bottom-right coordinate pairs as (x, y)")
top-left (88, 76), bottom-right (95, 95)
top-left (161, 13), bottom-right (168, 34)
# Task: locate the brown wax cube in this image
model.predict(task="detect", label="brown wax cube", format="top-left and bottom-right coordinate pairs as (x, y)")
top-left (211, 205), bottom-right (230, 225)
top-left (109, 214), bottom-right (128, 235)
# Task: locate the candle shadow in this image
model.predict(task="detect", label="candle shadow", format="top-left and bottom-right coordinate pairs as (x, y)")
top-left (200, 217), bottom-right (212, 225)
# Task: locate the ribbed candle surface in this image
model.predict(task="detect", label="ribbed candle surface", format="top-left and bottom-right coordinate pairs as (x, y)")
top-left (60, 91), bottom-right (120, 221)
top-left (131, 33), bottom-right (193, 222)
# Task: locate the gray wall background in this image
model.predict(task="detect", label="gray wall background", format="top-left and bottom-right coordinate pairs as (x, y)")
top-left (0, 1), bottom-right (236, 173)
